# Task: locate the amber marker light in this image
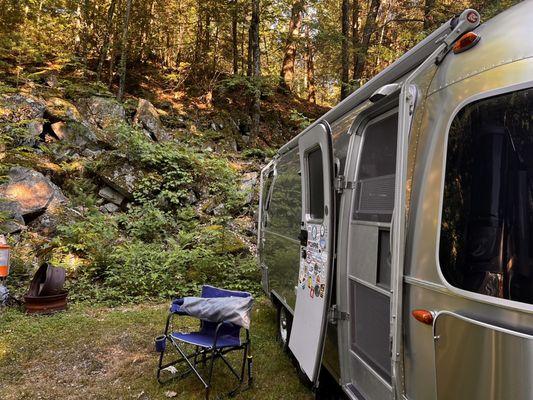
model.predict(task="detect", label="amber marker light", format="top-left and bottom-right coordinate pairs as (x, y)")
top-left (452, 32), bottom-right (481, 54)
top-left (412, 309), bottom-right (435, 325)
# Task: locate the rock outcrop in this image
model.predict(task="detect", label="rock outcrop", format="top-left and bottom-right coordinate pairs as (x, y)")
top-left (0, 93), bottom-right (46, 146)
top-left (76, 96), bottom-right (125, 129)
top-left (133, 99), bottom-right (170, 141)
top-left (45, 97), bottom-right (83, 123)
top-left (240, 172), bottom-right (258, 205)
top-left (95, 155), bottom-right (144, 199)
top-left (98, 186), bottom-right (125, 206)
top-left (0, 167), bottom-right (67, 216)
top-left (0, 167), bottom-right (68, 234)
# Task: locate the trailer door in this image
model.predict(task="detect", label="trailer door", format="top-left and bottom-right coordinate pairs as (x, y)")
top-left (289, 122), bottom-right (334, 383)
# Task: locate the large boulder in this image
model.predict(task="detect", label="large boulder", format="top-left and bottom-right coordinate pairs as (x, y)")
top-left (95, 155), bottom-right (144, 199)
top-left (0, 93), bottom-right (46, 146)
top-left (0, 167), bottom-right (67, 217)
top-left (49, 120), bottom-right (98, 150)
top-left (76, 96), bottom-right (125, 129)
top-left (45, 97), bottom-right (83, 123)
top-left (133, 99), bottom-right (170, 141)
top-left (0, 200), bottom-right (25, 234)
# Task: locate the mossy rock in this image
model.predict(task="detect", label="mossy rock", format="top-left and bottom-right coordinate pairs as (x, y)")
top-left (93, 153), bottom-right (145, 199)
top-left (45, 97), bottom-right (83, 122)
top-left (203, 225), bottom-right (247, 254)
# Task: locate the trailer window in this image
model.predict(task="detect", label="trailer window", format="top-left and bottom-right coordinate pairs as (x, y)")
top-left (353, 111), bottom-right (398, 222)
top-left (440, 88), bottom-right (533, 304)
top-left (307, 147), bottom-right (324, 220)
top-left (268, 155), bottom-right (302, 239)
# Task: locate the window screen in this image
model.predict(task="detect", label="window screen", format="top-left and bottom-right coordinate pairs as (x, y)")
top-left (307, 147), bottom-right (324, 220)
top-left (440, 88), bottom-right (533, 304)
top-left (350, 281), bottom-right (391, 382)
top-left (353, 112), bottom-right (398, 222)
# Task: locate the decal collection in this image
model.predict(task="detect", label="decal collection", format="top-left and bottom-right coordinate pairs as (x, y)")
top-left (298, 223), bottom-right (328, 299)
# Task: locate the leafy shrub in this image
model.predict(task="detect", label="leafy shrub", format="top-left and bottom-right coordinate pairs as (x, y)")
top-left (118, 204), bottom-right (177, 242)
top-left (242, 147), bottom-right (276, 159)
top-left (98, 123), bottom-right (244, 213)
top-left (289, 109), bottom-right (312, 130)
top-left (47, 199), bottom-right (259, 304)
top-left (217, 75), bottom-right (275, 99)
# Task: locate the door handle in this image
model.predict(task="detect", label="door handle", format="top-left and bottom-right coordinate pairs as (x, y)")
top-left (298, 229), bottom-right (308, 246)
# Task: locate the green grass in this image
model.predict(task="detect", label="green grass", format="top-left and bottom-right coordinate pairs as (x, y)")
top-left (0, 298), bottom-right (312, 400)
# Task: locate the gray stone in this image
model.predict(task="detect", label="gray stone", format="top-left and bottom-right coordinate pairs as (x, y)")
top-left (0, 93), bottom-right (46, 146)
top-left (240, 172), bottom-right (258, 205)
top-left (133, 99), bottom-right (170, 141)
top-left (213, 204), bottom-right (226, 216)
top-left (82, 148), bottom-right (102, 158)
top-left (186, 190), bottom-right (198, 205)
top-left (100, 203), bottom-right (119, 213)
top-left (0, 200), bottom-right (25, 234)
top-left (76, 96), bottom-right (125, 129)
top-left (45, 97), bottom-right (82, 122)
top-left (98, 186), bottom-right (125, 206)
top-left (0, 167), bottom-right (67, 216)
top-left (95, 156), bottom-right (143, 199)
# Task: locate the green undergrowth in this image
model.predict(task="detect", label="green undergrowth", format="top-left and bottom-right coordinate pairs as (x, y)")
top-left (6, 122), bottom-right (260, 305)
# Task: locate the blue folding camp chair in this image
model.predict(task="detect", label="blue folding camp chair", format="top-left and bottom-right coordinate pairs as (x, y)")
top-left (156, 285), bottom-right (253, 399)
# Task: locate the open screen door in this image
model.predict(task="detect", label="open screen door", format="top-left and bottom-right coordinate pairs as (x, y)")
top-left (288, 122), bottom-right (334, 383)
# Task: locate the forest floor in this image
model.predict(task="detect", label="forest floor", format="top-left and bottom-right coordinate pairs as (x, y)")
top-left (0, 298), bottom-right (312, 400)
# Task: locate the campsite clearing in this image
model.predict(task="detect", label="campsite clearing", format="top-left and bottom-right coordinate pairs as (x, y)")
top-left (0, 298), bottom-right (312, 400)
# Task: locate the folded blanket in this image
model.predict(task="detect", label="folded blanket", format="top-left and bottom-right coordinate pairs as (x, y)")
top-left (178, 296), bottom-right (253, 329)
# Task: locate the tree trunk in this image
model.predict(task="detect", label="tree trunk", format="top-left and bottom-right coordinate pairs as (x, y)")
top-left (97, 0), bottom-right (117, 82)
top-left (305, 34), bottom-right (316, 104)
top-left (204, 13), bottom-right (211, 55)
top-left (232, 0), bottom-right (239, 74)
top-left (352, 0), bottom-right (381, 84)
top-left (139, 0), bottom-right (155, 63)
top-left (340, 0), bottom-right (350, 100)
top-left (194, 0), bottom-right (203, 65)
top-left (117, 0), bottom-right (132, 102)
top-left (279, 0), bottom-right (304, 90)
top-left (249, 0), bottom-right (261, 142)
top-left (423, 0), bottom-right (436, 31)
top-left (241, 22), bottom-right (246, 73)
top-left (80, 0), bottom-right (91, 70)
top-left (351, 0), bottom-right (360, 81)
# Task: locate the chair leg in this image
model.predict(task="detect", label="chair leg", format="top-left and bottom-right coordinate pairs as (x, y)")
top-left (205, 348), bottom-right (217, 400)
top-left (193, 346), bottom-right (200, 368)
top-left (156, 344), bottom-right (166, 384)
top-left (247, 342), bottom-right (253, 386)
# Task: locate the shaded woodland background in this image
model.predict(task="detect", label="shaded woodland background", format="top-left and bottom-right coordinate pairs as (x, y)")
top-left (1, 0), bottom-right (519, 108)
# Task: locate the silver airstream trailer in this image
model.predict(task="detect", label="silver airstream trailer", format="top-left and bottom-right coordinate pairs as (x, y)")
top-left (257, 2), bottom-right (533, 399)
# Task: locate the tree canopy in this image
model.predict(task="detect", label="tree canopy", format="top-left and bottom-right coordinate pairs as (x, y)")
top-left (0, 0), bottom-right (519, 105)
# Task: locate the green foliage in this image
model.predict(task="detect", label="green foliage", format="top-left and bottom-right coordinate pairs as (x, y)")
top-left (63, 80), bottom-right (113, 100)
top-left (118, 203), bottom-right (177, 241)
top-left (289, 109), bottom-right (312, 130)
top-left (242, 147), bottom-right (276, 159)
top-left (50, 211), bottom-right (259, 304)
top-left (100, 123), bottom-right (244, 213)
top-left (217, 75), bottom-right (275, 99)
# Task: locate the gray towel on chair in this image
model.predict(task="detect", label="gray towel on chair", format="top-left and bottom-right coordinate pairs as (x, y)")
top-left (181, 296), bottom-right (253, 329)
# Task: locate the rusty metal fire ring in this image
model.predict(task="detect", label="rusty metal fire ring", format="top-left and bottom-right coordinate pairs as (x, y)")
top-left (24, 291), bottom-right (68, 314)
top-left (28, 263), bottom-right (66, 297)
